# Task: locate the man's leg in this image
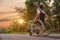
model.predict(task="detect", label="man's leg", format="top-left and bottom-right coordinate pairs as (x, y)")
top-left (39, 20), bottom-right (46, 36)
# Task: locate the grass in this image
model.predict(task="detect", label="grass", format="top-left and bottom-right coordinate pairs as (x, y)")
top-left (8, 32), bottom-right (27, 34)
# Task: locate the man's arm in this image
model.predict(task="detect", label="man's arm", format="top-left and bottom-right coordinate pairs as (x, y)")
top-left (45, 14), bottom-right (48, 18)
top-left (34, 13), bottom-right (40, 22)
top-left (34, 8), bottom-right (41, 22)
top-left (45, 13), bottom-right (49, 20)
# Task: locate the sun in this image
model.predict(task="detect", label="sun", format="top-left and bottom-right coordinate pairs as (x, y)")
top-left (18, 19), bottom-right (25, 24)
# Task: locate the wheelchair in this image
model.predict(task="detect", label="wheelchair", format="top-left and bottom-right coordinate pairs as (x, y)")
top-left (27, 19), bottom-right (51, 36)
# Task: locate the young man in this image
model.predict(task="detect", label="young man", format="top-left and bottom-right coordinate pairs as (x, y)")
top-left (34, 4), bottom-right (48, 36)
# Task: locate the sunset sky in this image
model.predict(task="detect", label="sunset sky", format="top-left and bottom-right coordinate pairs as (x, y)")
top-left (0, 0), bottom-right (26, 28)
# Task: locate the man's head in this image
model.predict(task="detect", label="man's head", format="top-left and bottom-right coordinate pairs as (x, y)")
top-left (39, 4), bottom-right (43, 9)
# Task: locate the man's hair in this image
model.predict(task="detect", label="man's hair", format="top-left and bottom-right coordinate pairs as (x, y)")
top-left (39, 4), bottom-right (43, 9)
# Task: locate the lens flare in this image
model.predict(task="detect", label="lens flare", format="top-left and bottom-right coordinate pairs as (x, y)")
top-left (18, 19), bottom-right (25, 24)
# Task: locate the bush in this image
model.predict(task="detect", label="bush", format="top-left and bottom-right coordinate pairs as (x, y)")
top-left (5, 28), bottom-right (13, 34)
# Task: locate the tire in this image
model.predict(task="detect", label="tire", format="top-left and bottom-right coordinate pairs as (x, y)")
top-left (43, 22), bottom-right (51, 36)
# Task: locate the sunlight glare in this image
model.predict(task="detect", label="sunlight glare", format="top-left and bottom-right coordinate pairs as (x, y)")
top-left (18, 19), bottom-right (25, 24)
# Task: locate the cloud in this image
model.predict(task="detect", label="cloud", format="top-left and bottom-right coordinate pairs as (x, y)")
top-left (0, 17), bottom-right (19, 22)
top-left (0, 11), bottom-right (16, 15)
top-left (0, 19), bottom-right (11, 22)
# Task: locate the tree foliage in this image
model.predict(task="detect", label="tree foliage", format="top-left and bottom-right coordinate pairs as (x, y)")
top-left (53, 0), bottom-right (60, 14)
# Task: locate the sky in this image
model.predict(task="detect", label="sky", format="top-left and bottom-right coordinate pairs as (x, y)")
top-left (0, 0), bottom-right (25, 12)
top-left (0, 0), bottom-right (26, 28)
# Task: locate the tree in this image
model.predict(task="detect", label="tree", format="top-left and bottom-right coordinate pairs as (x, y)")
top-left (53, 0), bottom-right (60, 30)
top-left (53, 0), bottom-right (60, 14)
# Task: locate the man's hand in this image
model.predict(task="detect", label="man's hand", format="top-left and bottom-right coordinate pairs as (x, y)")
top-left (33, 19), bottom-right (36, 23)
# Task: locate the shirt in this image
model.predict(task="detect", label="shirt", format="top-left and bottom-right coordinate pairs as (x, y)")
top-left (37, 7), bottom-right (46, 20)
top-left (37, 7), bottom-right (46, 14)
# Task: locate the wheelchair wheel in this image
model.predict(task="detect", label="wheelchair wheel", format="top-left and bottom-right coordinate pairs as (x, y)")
top-left (43, 22), bottom-right (51, 36)
top-left (27, 19), bottom-right (45, 36)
